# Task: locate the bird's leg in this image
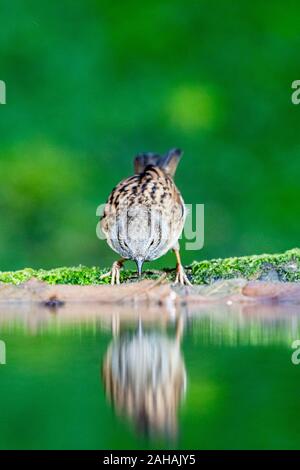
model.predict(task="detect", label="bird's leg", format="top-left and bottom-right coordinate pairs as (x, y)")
top-left (175, 314), bottom-right (185, 345)
top-left (100, 259), bottom-right (125, 285)
top-left (112, 313), bottom-right (120, 337)
top-left (173, 246), bottom-right (192, 286)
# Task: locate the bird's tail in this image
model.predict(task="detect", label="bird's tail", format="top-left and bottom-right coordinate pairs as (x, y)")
top-left (134, 148), bottom-right (183, 177)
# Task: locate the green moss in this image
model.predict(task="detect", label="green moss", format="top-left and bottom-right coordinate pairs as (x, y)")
top-left (0, 248), bottom-right (299, 286)
top-left (0, 265), bottom-right (163, 286)
top-left (0, 266), bottom-right (124, 286)
top-left (191, 248), bottom-right (300, 284)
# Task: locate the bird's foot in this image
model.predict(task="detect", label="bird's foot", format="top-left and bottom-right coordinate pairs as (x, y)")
top-left (174, 264), bottom-right (192, 286)
top-left (100, 260), bottom-right (123, 285)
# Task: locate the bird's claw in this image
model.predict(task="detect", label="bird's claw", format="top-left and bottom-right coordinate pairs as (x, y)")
top-left (100, 261), bottom-right (123, 285)
top-left (174, 264), bottom-right (192, 286)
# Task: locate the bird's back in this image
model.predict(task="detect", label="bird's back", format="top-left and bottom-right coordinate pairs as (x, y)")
top-left (101, 150), bottom-right (185, 262)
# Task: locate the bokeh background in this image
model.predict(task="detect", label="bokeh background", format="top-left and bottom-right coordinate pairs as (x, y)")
top-left (0, 0), bottom-right (299, 271)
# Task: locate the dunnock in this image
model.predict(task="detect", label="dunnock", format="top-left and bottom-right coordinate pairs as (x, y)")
top-left (100, 149), bottom-right (191, 285)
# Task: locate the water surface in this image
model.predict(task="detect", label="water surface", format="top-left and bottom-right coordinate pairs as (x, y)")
top-left (0, 302), bottom-right (299, 449)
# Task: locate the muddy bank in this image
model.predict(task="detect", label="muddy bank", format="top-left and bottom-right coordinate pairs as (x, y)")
top-left (0, 278), bottom-right (300, 338)
top-left (0, 277), bottom-right (300, 307)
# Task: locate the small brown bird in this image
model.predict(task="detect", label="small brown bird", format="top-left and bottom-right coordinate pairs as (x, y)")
top-left (102, 325), bottom-right (186, 438)
top-left (100, 148), bottom-right (191, 285)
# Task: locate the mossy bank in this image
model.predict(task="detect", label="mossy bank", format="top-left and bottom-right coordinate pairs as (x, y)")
top-left (0, 248), bottom-right (299, 286)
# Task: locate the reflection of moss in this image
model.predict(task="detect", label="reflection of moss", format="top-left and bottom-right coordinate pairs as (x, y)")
top-left (191, 316), bottom-right (300, 346)
top-left (0, 249), bottom-right (299, 285)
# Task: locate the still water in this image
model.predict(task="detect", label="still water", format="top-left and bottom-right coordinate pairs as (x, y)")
top-left (0, 301), bottom-right (300, 449)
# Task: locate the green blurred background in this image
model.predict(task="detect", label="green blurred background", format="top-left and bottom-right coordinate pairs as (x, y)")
top-left (0, 0), bottom-right (299, 271)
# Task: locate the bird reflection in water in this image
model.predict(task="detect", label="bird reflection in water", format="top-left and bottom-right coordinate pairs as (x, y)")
top-left (102, 316), bottom-right (186, 440)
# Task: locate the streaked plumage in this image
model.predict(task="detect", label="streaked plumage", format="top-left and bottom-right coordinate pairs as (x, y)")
top-left (100, 149), bottom-right (191, 284)
top-left (102, 329), bottom-right (186, 438)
